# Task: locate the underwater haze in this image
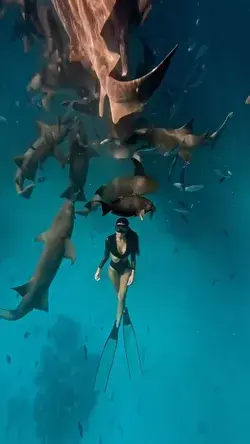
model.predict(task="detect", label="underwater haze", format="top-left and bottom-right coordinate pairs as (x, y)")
top-left (0, 0), bottom-right (250, 443)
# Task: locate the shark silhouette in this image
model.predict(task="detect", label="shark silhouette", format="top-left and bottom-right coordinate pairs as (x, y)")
top-left (76, 157), bottom-right (158, 216)
top-left (14, 118), bottom-right (73, 195)
top-left (51, 0), bottom-right (178, 123)
top-left (0, 200), bottom-right (76, 321)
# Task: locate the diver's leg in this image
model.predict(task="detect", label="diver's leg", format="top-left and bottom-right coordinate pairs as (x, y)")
top-left (108, 266), bottom-right (120, 294)
top-left (95, 266), bottom-right (121, 392)
top-left (116, 270), bottom-right (131, 327)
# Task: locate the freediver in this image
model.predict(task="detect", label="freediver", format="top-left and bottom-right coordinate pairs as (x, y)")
top-left (95, 217), bottom-right (139, 327)
top-left (94, 217), bottom-right (141, 390)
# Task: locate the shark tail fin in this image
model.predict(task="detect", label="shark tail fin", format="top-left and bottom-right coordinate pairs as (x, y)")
top-left (107, 44), bottom-right (178, 124)
top-left (12, 282), bottom-right (31, 297)
top-left (76, 187), bottom-right (87, 202)
top-left (61, 186), bottom-right (87, 202)
top-left (19, 184), bottom-right (35, 199)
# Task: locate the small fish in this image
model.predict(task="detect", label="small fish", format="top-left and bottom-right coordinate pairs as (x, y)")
top-left (195, 44), bottom-right (209, 60)
top-left (100, 137), bottom-right (120, 146)
top-left (174, 208), bottom-right (190, 214)
top-left (24, 331), bottom-right (31, 339)
top-left (173, 182), bottom-right (185, 190)
top-left (173, 247), bottom-right (179, 253)
top-left (184, 63), bottom-right (206, 93)
top-left (187, 39), bottom-right (196, 53)
top-left (83, 345), bottom-right (88, 360)
top-left (184, 184), bottom-right (204, 192)
top-left (223, 229), bottom-right (230, 238)
top-left (178, 201), bottom-right (194, 211)
top-left (181, 214), bottom-right (189, 225)
top-left (37, 176), bottom-right (46, 183)
top-left (6, 354), bottom-right (11, 364)
top-left (0, 115), bottom-right (7, 123)
top-left (78, 421), bottom-right (83, 438)
top-left (214, 168), bottom-right (232, 184)
top-left (212, 278), bottom-right (220, 286)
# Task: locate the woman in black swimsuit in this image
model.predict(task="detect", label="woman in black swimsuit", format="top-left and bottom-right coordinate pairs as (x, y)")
top-left (94, 217), bottom-right (139, 328)
top-left (94, 217), bottom-right (142, 392)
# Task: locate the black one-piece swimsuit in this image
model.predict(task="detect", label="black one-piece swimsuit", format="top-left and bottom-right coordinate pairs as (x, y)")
top-left (98, 229), bottom-right (139, 276)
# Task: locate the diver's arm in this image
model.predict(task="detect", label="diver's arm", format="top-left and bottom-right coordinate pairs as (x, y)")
top-left (128, 234), bottom-right (139, 286)
top-left (94, 238), bottom-right (110, 280)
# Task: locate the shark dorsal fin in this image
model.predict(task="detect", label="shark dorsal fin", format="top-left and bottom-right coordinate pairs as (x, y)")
top-left (12, 282), bottom-right (31, 297)
top-left (14, 155), bottom-right (25, 168)
top-left (34, 231), bottom-right (50, 243)
top-left (64, 239), bottom-right (76, 264)
top-left (180, 118), bottom-right (194, 133)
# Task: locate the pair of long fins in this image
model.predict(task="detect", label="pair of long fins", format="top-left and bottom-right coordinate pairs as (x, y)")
top-left (94, 307), bottom-right (142, 392)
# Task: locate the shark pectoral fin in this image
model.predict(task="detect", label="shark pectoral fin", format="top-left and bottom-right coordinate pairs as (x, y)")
top-left (12, 282), bottom-right (31, 297)
top-left (131, 157), bottom-right (146, 176)
top-left (34, 231), bottom-right (50, 243)
top-left (14, 155), bottom-right (25, 168)
top-left (64, 239), bottom-right (76, 264)
top-left (36, 120), bottom-right (49, 137)
top-left (35, 291), bottom-right (49, 312)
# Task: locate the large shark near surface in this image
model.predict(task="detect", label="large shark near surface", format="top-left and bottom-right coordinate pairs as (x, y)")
top-left (51, 0), bottom-right (178, 124)
top-left (0, 200), bottom-right (76, 321)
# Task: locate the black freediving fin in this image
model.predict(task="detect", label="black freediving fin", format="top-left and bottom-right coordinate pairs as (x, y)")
top-left (94, 321), bottom-right (119, 392)
top-left (131, 157), bottom-right (146, 177)
top-left (122, 307), bottom-right (143, 379)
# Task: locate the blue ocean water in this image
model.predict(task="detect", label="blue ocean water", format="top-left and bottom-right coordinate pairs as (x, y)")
top-left (1, 1), bottom-right (250, 443)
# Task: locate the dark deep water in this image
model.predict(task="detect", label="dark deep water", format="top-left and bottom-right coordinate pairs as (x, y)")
top-left (1, 1), bottom-right (250, 443)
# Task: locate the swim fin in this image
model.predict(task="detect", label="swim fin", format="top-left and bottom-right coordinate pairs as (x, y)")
top-left (94, 321), bottom-right (119, 392)
top-left (122, 307), bottom-right (143, 379)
